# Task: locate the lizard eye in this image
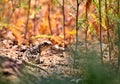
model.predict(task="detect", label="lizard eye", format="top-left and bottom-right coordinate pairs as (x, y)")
top-left (31, 56), bottom-right (35, 58)
top-left (42, 41), bottom-right (52, 45)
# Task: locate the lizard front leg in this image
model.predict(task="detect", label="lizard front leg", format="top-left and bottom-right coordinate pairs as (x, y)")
top-left (35, 53), bottom-right (40, 64)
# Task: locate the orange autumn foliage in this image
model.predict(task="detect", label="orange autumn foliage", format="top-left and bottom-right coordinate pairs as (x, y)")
top-left (1, 0), bottom-right (78, 46)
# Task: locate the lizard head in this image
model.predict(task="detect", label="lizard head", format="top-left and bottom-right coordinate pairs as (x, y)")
top-left (39, 41), bottom-right (52, 51)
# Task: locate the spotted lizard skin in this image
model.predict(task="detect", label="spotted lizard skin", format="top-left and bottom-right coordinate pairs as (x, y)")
top-left (22, 41), bottom-right (52, 74)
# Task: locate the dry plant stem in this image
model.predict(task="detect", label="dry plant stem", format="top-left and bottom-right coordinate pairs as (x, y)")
top-left (117, 0), bottom-right (120, 14)
top-left (85, 2), bottom-right (88, 51)
top-left (2, 1), bottom-right (7, 22)
top-left (48, 3), bottom-right (53, 35)
top-left (62, 0), bottom-right (66, 41)
top-left (5, 0), bottom-right (16, 23)
top-left (117, 0), bottom-right (120, 69)
top-left (105, 0), bottom-right (111, 61)
top-left (33, 0), bottom-right (38, 35)
top-left (75, 1), bottom-right (79, 51)
top-left (74, 0), bottom-right (79, 77)
top-left (10, 0), bottom-right (16, 22)
top-left (24, 0), bottom-right (31, 39)
top-left (99, 0), bottom-right (103, 64)
top-left (0, 1), bottom-right (4, 20)
top-left (85, 0), bottom-right (92, 51)
top-left (11, 0), bottom-right (21, 24)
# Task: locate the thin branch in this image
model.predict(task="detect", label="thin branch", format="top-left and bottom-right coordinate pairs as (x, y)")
top-left (105, 0), bottom-right (111, 61)
top-left (24, 0), bottom-right (31, 39)
top-left (99, 0), bottom-right (103, 64)
top-left (117, 0), bottom-right (120, 69)
top-left (85, 0), bottom-right (91, 51)
top-left (73, 0), bottom-right (80, 78)
top-left (62, 0), bottom-right (66, 41)
top-left (33, 0), bottom-right (38, 35)
top-left (48, 3), bottom-right (53, 35)
top-left (75, 1), bottom-right (80, 50)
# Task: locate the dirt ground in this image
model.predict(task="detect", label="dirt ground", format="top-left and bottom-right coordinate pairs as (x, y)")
top-left (0, 37), bottom-right (117, 82)
top-left (0, 38), bottom-right (74, 80)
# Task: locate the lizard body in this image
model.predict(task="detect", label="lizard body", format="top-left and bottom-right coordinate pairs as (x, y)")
top-left (22, 41), bottom-right (52, 74)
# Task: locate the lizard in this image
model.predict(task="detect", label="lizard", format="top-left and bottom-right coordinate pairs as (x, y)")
top-left (21, 41), bottom-right (52, 74)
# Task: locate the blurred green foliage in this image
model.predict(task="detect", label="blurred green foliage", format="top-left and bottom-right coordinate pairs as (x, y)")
top-left (71, 50), bottom-right (120, 84)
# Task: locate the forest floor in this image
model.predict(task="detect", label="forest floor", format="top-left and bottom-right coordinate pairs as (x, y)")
top-left (0, 38), bottom-right (73, 81)
top-left (0, 37), bottom-right (117, 83)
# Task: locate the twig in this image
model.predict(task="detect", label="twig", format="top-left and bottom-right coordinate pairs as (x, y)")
top-left (48, 3), bottom-right (53, 35)
top-left (24, 0), bottom-right (31, 39)
top-left (85, 0), bottom-right (92, 51)
top-left (73, 0), bottom-right (80, 78)
top-left (33, 0), bottom-right (38, 35)
top-left (62, 0), bottom-right (66, 41)
top-left (99, 0), bottom-right (103, 64)
top-left (75, 1), bottom-right (80, 51)
top-left (117, 0), bottom-right (120, 70)
top-left (105, 0), bottom-right (111, 61)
